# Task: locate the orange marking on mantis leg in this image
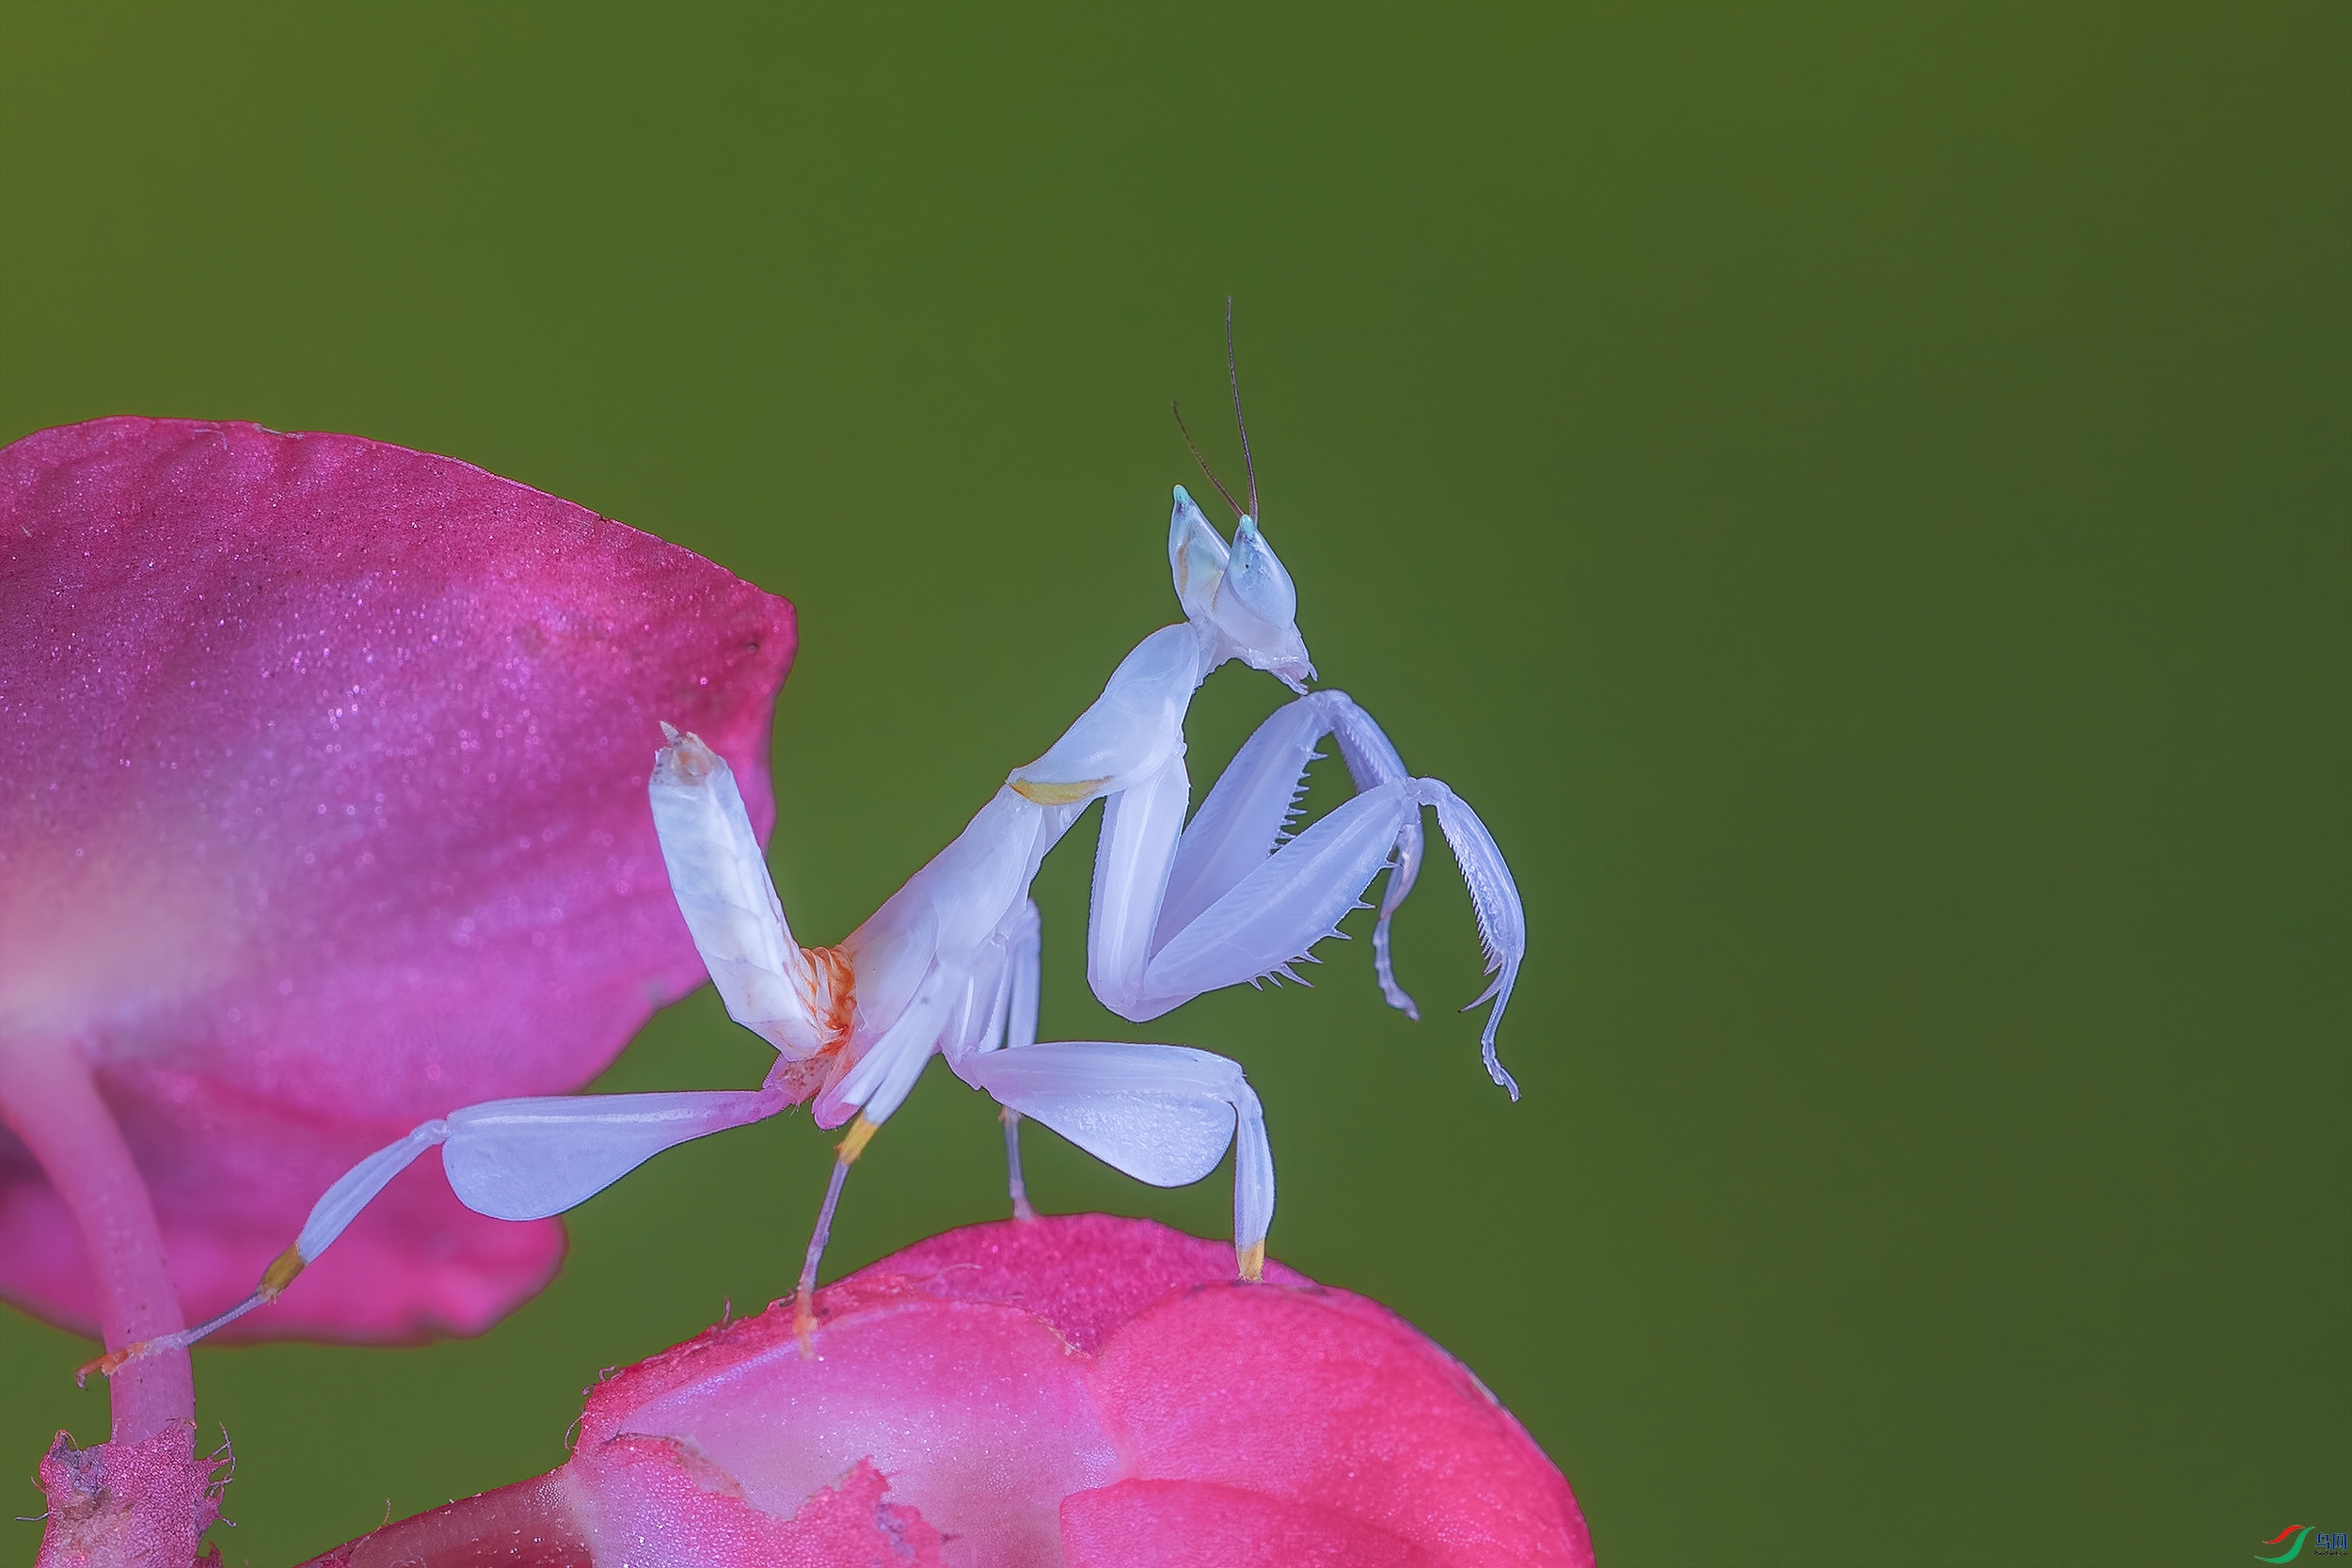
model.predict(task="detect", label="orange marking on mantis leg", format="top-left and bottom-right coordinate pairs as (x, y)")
top-left (1010, 776), bottom-right (1112, 806)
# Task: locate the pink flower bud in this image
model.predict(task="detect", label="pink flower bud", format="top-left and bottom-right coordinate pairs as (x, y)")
top-left (304, 1215), bottom-right (1593, 1568)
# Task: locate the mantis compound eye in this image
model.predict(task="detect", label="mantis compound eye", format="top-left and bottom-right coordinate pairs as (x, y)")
top-left (1168, 485), bottom-right (1230, 624)
top-left (1226, 515), bottom-right (1296, 627)
top-left (1216, 515), bottom-right (1313, 690)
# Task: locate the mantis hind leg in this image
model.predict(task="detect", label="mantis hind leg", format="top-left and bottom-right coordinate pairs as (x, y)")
top-left (80, 1086), bottom-right (787, 1382)
top-left (963, 1040), bottom-right (1272, 1280)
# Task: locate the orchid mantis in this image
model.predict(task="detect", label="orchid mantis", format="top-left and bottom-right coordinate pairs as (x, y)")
top-left (90, 466), bottom-right (1525, 1381)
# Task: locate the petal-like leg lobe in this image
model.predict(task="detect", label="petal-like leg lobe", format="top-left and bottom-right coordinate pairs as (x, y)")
top-left (966, 1042), bottom-right (1272, 1254)
top-left (442, 1089), bottom-right (785, 1222)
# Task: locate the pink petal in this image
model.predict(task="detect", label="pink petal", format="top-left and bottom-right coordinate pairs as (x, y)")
top-left (579, 1270), bottom-right (1118, 1565)
top-left (293, 1472), bottom-right (588, 1568)
top-left (840, 1207), bottom-right (1310, 1351)
top-left (581, 1449), bottom-right (946, 1568)
top-left (1083, 1280), bottom-right (1593, 1568)
top-left (0, 418), bottom-right (793, 1341)
top-left (1061, 1478), bottom-right (1438, 1568)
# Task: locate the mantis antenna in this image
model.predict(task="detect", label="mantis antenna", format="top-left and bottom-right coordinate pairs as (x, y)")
top-left (1171, 400), bottom-right (1245, 520)
top-left (1226, 295), bottom-right (1258, 520)
top-left (1171, 295), bottom-right (1263, 522)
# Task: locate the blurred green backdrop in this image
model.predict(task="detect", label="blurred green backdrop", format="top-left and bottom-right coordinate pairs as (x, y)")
top-left (0, 4), bottom-right (2344, 1564)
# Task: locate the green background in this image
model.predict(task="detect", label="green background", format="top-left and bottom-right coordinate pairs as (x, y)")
top-left (1, 4), bottom-right (2344, 1564)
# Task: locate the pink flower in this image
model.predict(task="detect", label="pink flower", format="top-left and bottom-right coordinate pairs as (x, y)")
top-left (301, 1214), bottom-right (1594, 1568)
top-left (0, 417), bottom-right (792, 1554)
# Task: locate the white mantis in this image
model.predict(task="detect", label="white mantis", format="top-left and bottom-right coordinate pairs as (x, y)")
top-left (88, 427), bottom-right (1525, 1379)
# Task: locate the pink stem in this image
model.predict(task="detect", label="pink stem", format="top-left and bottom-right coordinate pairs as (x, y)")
top-left (0, 1036), bottom-right (194, 1443)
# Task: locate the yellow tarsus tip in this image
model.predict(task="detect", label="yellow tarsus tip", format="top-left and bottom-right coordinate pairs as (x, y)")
top-left (259, 1245), bottom-right (305, 1299)
top-left (835, 1114), bottom-right (880, 1164)
top-left (1238, 1241), bottom-right (1266, 1283)
top-left (76, 1346), bottom-right (135, 1386)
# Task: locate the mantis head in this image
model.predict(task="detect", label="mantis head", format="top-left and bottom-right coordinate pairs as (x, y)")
top-left (1168, 485), bottom-right (1315, 691)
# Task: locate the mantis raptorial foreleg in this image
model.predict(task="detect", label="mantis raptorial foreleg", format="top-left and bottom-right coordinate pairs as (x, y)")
top-left (1035, 674), bottom-right (1527, 1097)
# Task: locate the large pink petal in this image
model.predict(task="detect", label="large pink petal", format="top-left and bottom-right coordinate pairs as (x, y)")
top-left (0, 417), bottom-right (793, 1340)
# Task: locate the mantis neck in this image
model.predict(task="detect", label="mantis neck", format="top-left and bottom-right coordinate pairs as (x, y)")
top-left (0, 1034), bottom-right (193, 1442)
